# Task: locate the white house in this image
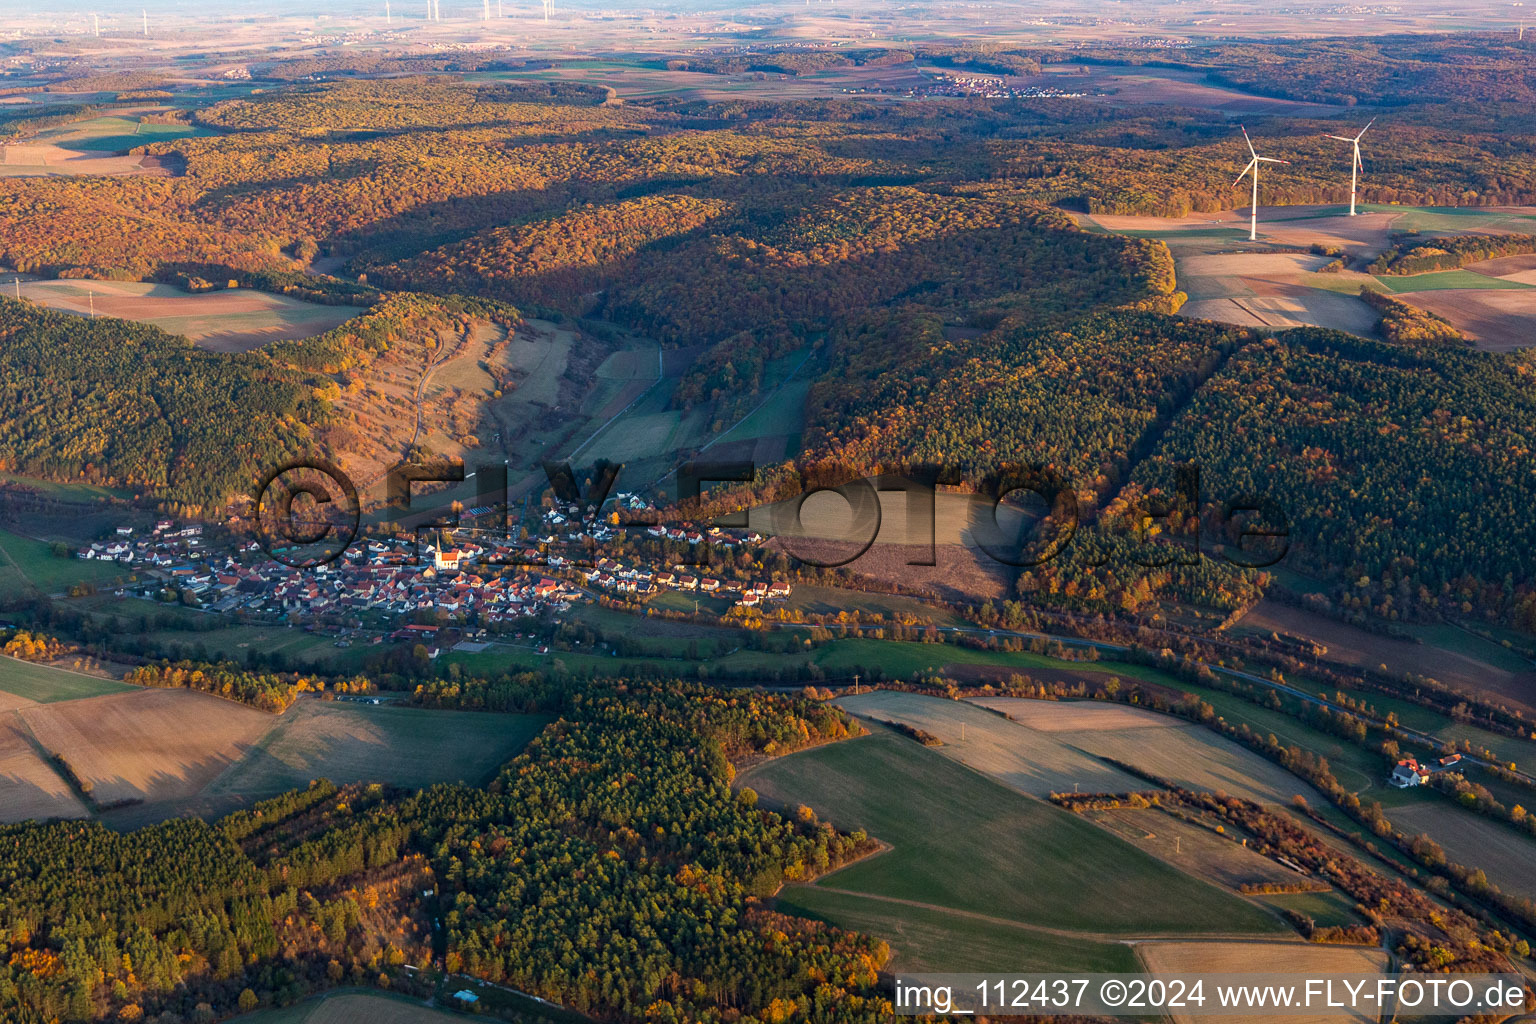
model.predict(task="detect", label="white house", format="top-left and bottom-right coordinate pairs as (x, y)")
top-left (1390, 759), bottom-right (1430, 788)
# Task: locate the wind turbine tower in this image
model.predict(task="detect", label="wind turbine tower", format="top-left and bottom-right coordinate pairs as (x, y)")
top-left (386, 0), bottom-right (392, 24)
top-left (142, 9), bottom-right (148, 35)
top-left (1325, 119), bottom-right (1374, 216)
top-left (483, 0), bottom-right (490, 18)
top-left (93, 13), bottom-right (101, 36)
top-left (1234, 125), bottom-right (1288, 243)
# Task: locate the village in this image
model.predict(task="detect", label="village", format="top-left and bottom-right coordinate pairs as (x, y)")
top-left (72, 495), bottom-right (794, 642)
top-left (909, 72), bottom-right (1093, 100)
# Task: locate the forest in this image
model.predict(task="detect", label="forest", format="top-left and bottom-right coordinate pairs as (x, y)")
top-left (1134, 329), bottom-right (1536, 628)
top-left (1, 71), bottom-right (1535, 625)
top-left (0, 680), bottom-right (890, 1024)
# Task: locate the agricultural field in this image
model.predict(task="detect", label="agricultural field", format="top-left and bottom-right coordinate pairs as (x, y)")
top-left (0, 113), bottom-right (209, 177)
top-left (840, 690), bottom-right (1147, 796)
top-left (773, 885), bottom-right (1140, 973)
top-left (1388, 802), bottom-right (1536, 903)
top-left (1089, 204), bottom-right (1536, 348)
top-left (1137, 941), bottom-right (1387, 1024)
top-left (847, 690), bottom-right (1315, 808)
top-left (200, 700), bottom-right (549, 805)
top-left (1174, 251), bottom-right (1381, 335)
top-left (0, 681), bottom-right (546, 826)
top-left (0, 658), bottom-right (132, 705)
top-left (1395, 287), bottom-right (1536, 351)
top-left (19, 688), bottom-right (272, 816)
top-left (14, 279), bottom-right (365, 352)
top-left (1087, 807), bottom-right (1312, 892)
top-left (0, 716), bottom-right (89, 823)
top-left (1233, 599), bottom-right (1536, 715)
top-left (740, 729), bottom-right (1287, 940)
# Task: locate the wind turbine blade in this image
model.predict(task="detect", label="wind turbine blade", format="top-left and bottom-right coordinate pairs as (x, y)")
top-left (1258, 157), bottom-right (1288, 164)
top-left (1240, 124), bottom-right (1257, 158)
top-left (1234, 158), bottom-right (1257, 186)
top-left (1356, 118), bottom-right (1375, 140)
top-left (1326, 135), bottom-right (1354, 142)
top-left (1356, 148), bottom-right (1363, 171)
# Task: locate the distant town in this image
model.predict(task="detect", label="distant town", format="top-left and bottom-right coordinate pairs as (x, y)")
top-left (76, 494), bottom-right (793, 649)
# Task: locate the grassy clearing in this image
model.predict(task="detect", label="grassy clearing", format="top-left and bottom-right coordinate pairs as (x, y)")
top-left (0, 528), bottom-right (126, 595)
top-left (0, 659), bottom-right (132, 704)
top-left (0, 472), bottom-right (130, 502)
top-left (741, 730), bottom-right (1286, 936)
top-left (781, 585), bottom-right (962, 626)
top-left (774, 886), bottom-right (1141, 973)
top-left (1253, 890), bottom-right (1364, 929)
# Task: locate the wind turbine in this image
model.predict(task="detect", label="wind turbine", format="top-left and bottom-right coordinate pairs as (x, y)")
top-left (1234, 125), bottom-right (1289, 243)
top-left (1325, 119), bottom-right (1373, 216)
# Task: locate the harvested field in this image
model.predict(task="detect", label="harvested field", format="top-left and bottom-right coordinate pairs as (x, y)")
top-left (839, 691), bottom-right (1145, 796)
top-left (1137, 941), bottom-right (1388, 1024)
top-left (15, 280), bottom-right (364, 351)
top-left (1389, 803), bottom-right (1536, 903)
top-left (1089, 808), bottom-right (1311, 891)
top-left (0, 144), bottom-right (172, 177)
top-left (1174, 253), bottom-right (1380, 335)
top-left (0, 716), bottom-right (88, 823)
top-left (1233, 599), bottom-right (1536, 714)
top-left (19, 688), bottom-right (272, 810)
top-left (1252, 212), bottom-right (1399, 257)
top-left (202, 701), bottom-right (547, 803)
top-left (969, 698), bottom-right (1185, 733)
top-left (961, 694), bottom-right (1314, 807)
top-left (1465, 253), bottom-right (1536, 281)
top-left (0, 690), bottom-right (35, 714)
top-left (1396, 288), bottom-right (1536, 351)
top-left (1178, 253), bottom-right (1330, 279)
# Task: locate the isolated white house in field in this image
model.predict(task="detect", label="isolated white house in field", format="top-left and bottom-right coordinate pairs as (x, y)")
top-left (1390, 759), bottom-right (1430, 788)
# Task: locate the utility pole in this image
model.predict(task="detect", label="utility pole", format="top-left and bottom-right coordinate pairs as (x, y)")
top-left (1174, 836), bottom-right (1181, 855)
top-left (853, 674), bottom-right (859, 695)
top-left (960, 723), bottom-right (965, 742)
top-left (88, 291), bottom-right (95, 319)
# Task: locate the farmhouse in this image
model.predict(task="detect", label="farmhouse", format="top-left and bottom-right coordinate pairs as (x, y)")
top-left (1390, 758), bottom-right (1431, 788)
